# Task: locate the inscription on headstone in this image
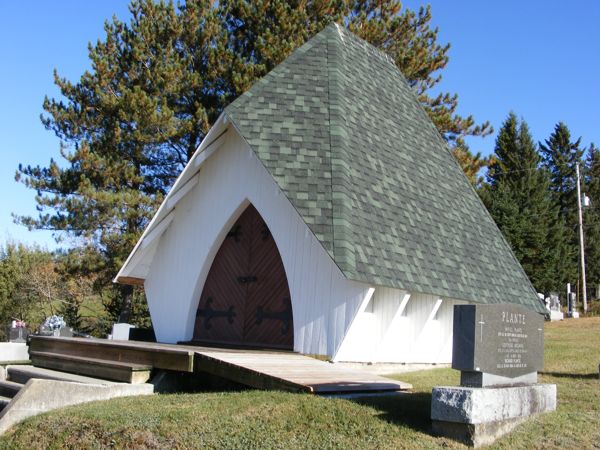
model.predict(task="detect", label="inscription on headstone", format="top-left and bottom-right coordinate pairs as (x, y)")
top-left (452, 303), bottom-right (544, 378)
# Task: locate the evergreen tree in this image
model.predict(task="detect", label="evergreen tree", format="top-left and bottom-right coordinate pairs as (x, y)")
top-left (15, 0), bottom-right (492, 319)
top-left (219, 0), bottom-right (491, 140)
top-left (539, 122), bottom-right (583, 285)
top-left (483, 113), bottom-right (567, 295)
top-left (16, 0), bottom-right (224, 322)
top-left (540, 122), bottom-right (584, 215)
top-left (451, 137), bottom-right (490, 187)
top-left (584, 143), bottom-right (600, 292)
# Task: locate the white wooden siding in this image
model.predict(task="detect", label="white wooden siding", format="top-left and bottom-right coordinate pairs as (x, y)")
top-left (144, 130), bottom-right (371, 356)
top-left (142, 128), bottom-right (469, 363)
top-left (334, 288), bottom-right (466, 363)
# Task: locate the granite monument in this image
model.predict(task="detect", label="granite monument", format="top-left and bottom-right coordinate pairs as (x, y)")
top-left (431, 303), bottom-right (557, 447)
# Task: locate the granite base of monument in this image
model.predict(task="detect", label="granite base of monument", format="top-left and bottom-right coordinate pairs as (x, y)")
top-left (431, 303), bottom-right (557, 447)
top-left (460, 370), bottom-right (538, 387)
top-left (431, 384), bottom-right (556, 447)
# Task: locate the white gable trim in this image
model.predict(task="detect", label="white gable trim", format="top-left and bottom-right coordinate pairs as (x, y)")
top-left (141, 210), bottom-right (175, 250)
top-left (192, 128), bottom-right (228, 169)
top-left (166, 173), bottom-right (200, 210)
top-left (115, 114), bottom-right (229, 282)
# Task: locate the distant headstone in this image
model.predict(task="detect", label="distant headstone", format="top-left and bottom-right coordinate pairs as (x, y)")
top-left (111, 323), bottom-right (135, 340)
top-left (59, 327), bottom-right (73, 337)
top-left (549, 293), bottom-right (560, 311)
top-left (37, 327), bottom-right (74, 337)
top-left (548, 293), bottom-right (563, 321)
top-left (431, 303), bottom-right (557, 447)
top-left (8, 327), bottom-right (28, 343)
top-left (567, 291), bottom-right (579, 318)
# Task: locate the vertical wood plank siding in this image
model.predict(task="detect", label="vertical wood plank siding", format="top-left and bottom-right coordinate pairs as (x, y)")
top-left (143, 130), bottom-right (468, 362)
top-left (334, 289), bottom-right (466, 363)
top-left (144, 132), bottom-right (370, 357)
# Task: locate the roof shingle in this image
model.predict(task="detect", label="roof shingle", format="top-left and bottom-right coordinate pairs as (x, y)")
top-left (225, 23), bottom-right (545, 313)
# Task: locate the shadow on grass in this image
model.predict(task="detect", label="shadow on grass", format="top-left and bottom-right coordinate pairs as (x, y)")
top-left (540, 371), bottom-right (599, 380)
top-left (154, 370), bottom-right (251, 393)
top-left (350, 392), bottom-right (432, 434)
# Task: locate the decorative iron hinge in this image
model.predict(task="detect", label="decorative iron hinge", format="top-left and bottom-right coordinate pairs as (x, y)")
top-left (256, 298), bottom-right (292, 335)
top-left (196, 298), bottom-right (236, 330)
top-left (237, 276), bottom-right (258, 284)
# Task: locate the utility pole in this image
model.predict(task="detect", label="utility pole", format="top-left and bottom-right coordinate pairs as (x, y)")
top-left (576, 162), bottom-right (588, 313)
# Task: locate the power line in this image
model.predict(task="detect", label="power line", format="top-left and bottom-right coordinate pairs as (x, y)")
top-left (486, 165), bottom-right (600, 177)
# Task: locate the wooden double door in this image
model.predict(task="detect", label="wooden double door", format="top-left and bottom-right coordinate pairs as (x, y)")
top-left (193, 205), bottom-right (293, 349)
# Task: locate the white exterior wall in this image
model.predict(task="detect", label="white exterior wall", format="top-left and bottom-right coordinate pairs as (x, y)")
top-left (141, 128), bottom-right (469, 363)
top-left (334, 288), bottom-right (466, 363)
top-left (144, 130), bottom-right (371, 356)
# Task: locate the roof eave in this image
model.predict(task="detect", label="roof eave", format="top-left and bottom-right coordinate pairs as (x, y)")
top-left (113, 113), bottom-right (230, 284)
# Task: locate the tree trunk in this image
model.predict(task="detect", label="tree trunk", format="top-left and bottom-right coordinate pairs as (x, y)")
top-left (118, 284), bottom-right (133, 323)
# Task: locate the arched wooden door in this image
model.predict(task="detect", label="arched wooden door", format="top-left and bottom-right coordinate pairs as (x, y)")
top-left (193, 204), bottom-right (293, 349)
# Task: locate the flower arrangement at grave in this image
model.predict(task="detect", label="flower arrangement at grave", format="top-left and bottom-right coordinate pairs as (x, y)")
top-left (8, 318), bottom-right (29, 342)
top-left (43, 315), bottom-right (66, 331)
top-left (11, 319), bottom-right (26, 329)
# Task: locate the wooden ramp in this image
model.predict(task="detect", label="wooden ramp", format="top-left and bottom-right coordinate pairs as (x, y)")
top-left (28, 337), bottom-right (410, 394)
top-left (193, 347), bottom-right (411, 394)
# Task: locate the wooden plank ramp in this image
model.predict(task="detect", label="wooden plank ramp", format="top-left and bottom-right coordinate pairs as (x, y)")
top-left (28, 337), bottom-right (411, 394)
top-left (193, 348), bottom-right (411, 394)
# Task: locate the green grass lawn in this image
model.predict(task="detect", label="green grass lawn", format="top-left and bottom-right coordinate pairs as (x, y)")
top-left (0, 317), bottom-right (598, 449)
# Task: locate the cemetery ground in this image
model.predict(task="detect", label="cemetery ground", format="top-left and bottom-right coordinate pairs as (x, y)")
top-left (0, 317), bottom-right (598, 449)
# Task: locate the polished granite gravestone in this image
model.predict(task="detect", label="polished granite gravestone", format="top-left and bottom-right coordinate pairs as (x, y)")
top-left (452, 303), bottom-right (544, 386)
top-left (431, 303), bottom-right (556, 447)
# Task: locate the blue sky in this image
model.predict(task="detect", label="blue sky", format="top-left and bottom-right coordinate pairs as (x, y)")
top-left (1, 1), bottom-right (599, 249)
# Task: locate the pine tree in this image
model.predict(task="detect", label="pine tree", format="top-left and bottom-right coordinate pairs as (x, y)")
top-left (16, 0), bottom-right (224, 322)
top-left (584, 143), bottom-right (600, 293)
top-left (482, 113), bottom-right (567, 295)
top-left (15, 0), bottom-right (492, 320)
top-left (451, 138), bottom-right (490, 187)
top-left (219, 0), bottom-right (491, 140)
top-left (540, 122), bottom-right (584, 214)
top-left (539, 122), bottom-right (584, 285)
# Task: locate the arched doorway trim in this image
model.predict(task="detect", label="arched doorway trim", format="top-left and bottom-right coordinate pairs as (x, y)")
top-left (190, 202), bottom-right (294, 349)
top-left (185, 198), bottom-right (250, 338)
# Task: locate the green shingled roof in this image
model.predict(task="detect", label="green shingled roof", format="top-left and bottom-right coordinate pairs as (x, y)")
top-left (224, 23), bottom-right (545, 314)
